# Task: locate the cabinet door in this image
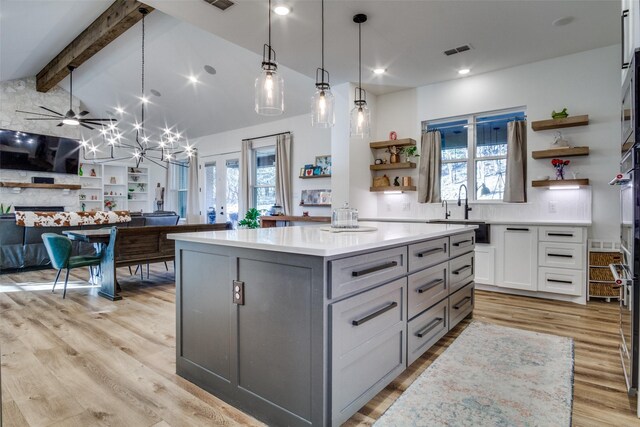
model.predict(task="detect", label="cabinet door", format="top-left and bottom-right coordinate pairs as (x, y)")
top-left (474, 245), bottom-right (495, 285)
top-left (495, 225), bottom-right (538, 291)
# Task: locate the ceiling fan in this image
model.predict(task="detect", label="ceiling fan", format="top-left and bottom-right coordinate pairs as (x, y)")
top-left (16, 65), bottom-right (115, 130)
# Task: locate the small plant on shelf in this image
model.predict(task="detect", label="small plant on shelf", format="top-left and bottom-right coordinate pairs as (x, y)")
top-left (400, 145), bottom-right (420, 162)
top-left (0, 203), bottom-right (12, 214)
top-left (238, 208), bottom-right (261, 229)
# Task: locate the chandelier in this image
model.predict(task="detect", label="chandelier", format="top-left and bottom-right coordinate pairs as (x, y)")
top-left (81, 8), bottom-right (193, 169)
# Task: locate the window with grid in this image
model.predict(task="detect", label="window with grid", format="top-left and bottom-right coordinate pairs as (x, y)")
top-left (252, 146), bottom-right (276, 212)
top-left (425, 109), bottom-right (525, 201)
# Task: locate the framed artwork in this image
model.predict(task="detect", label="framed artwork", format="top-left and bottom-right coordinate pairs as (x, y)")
top-left (315, 155), bottom-right (332, 176)
top-left (300, 189), bottom-right (332, 206)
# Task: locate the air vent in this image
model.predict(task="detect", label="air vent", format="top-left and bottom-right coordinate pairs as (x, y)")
top-left (202, 0), bottom-right (234, 11)
top-left (444, 44), bottom-right (473, 56)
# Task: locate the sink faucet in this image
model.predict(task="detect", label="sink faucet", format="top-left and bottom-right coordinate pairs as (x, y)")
top-left (441, 200), bottom-right (451, 219)
top-left (457, 184), bottom-right (472, 220)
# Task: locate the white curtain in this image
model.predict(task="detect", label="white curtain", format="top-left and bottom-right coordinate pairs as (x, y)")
top-left (275, 133), bottom-right (292, 214)
top-left (165, 162), bottom-right (176, 213)
top-left (240, 139), bottom-right (252, 217)
top-left (186, 151), bottom-right (201, 223)
top-left (504, 121), bottom-right (527, 203)
top-left (417, 130), bottom-right (442, 203)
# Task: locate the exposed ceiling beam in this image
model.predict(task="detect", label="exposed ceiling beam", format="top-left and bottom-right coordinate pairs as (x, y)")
top-left (36, 0), bottom-right (154, 93)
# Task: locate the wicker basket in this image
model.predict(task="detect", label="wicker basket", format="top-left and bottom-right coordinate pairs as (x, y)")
top-left (589, 268), bottom-right (614, 281)
top-left (589, 252), bottom-right (622, 266)
top-left (589, 282), bottom-right (619, 297)
top-left (372, 175), bottom-right (391, 187)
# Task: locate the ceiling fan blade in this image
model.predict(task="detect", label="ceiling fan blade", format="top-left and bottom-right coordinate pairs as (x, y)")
top-left (25, 118), bottom-right (61, 120)
top-left (15, 110), bottom-right (62, 118)
top-left (81, 123), bottom-right (95, 130)
top-left (78, 111), bottom-right (90, 117)
top-left (80, 118), bottom-right (115, 122)
top-left (57, 122), bottom-right (64, 127)
top-left (39, 106), bottom-right (63, 116)
top-left (82, 122), bottom-right (105, 126)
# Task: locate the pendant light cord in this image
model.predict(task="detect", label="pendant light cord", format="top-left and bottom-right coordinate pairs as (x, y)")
top-left (268, 0), bottom-right (272, 61)
top-left (321, 0), bottom-right (325, 74)
top-left (358, 20), bottom-right (362, 93)
top-left (141, 12), bottom-right (145, 129)
top-left (69, 68), bottom-right (73, 111)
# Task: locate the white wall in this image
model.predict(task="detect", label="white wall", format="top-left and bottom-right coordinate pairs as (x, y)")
top-left (370, 45), bottom-right (620, 241)
top-left (194, 113), bottom-right (331, 217)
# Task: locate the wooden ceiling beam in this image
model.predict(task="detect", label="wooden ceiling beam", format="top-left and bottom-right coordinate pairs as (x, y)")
top-left (36, 0), bottom-right (154, 93)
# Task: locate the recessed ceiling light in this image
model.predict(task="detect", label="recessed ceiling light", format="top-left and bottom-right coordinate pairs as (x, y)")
top-left (274, 5), bottom-right (290, 15)
top-left (204, 65), bottom-right (217, 75)
top-left (373, 68), bottom-right (386, 75)
top-left (188, 75), bottom-right (199, 84)
top-left (140, 96), bottom-right (149, 104)
top-left (458, 68), bottom-right (470, 75)
top-left (552, 16), bottom-right (574, 27)
top-left (150, 89), bottom-right (162, 97)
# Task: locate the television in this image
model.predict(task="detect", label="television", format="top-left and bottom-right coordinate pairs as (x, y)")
top-left (0, 128), bottom-right (80, 174)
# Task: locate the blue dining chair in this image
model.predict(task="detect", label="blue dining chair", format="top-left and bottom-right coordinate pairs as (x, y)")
top-left (41, 233), bottom-right (103, 298)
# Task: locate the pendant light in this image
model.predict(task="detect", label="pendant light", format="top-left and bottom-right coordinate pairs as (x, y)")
top-left (350, 13), bottom-right (370, 138)
top-left (311, 0), bottom-right (334, 127)
top-left (255, 0), bottom-right (284, 116)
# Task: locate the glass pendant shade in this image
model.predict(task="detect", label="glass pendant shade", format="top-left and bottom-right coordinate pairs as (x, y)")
top-left (255, 66), bottom-right (284, 116)
top-left (311, 87), bottom-right (335, 128)
top-left (350, 102), bottom-right (370, 138)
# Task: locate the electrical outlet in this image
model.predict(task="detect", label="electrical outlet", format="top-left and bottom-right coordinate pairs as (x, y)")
top-left (548, 201), bottom-right (557, 213)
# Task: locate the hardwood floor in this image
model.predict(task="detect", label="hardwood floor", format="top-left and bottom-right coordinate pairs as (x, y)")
top-left (1, 267), bottom-right (638, 426)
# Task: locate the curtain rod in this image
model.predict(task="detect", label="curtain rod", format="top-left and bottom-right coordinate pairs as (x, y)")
top-left (424, 116), bottom-right (527, 132)
top-left (242, 131), bottom-right (291, 142)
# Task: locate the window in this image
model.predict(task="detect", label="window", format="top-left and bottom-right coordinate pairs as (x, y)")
top-left (168, 161), bottom-right (188, 218)
top-left (204, 162), bottom-right (216, 223)
top-left (252, 146), bottom-right (276, 212)
top-left (425, 109), bottom-right (525, 201)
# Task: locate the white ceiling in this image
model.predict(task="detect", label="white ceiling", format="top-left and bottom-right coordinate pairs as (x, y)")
top-left (0, 0), bottom-right (620, 140)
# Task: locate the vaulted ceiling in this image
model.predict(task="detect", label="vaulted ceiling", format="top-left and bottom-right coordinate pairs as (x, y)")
top-left (0, 0), bottom-right (620, 140)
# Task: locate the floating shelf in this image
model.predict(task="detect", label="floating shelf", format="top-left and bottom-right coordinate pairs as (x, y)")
top-left (369, 138), bottom-right (416, 149)
top-left (370, 162), bottom-right (416, 171)
top-left (79, 176), bottom-right (102, 179)
top-left (299, 174), bottom-right (331, 179)
top-left (531, 115), bottom-right (589, 131)
top-left (0, 182), bottom-right (81, 190)
top-left (298, 203), bottom-right (332, 207)
top-left (531, 146), bottom-right (590, 159)
top-left (531, 179), bottom-right (589, 188)
top-left (370, 185), bottom-right (417, 192)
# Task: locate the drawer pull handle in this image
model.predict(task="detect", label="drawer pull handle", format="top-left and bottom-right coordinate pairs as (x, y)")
top-left (416, 317), bottom-right (444, 338)
top-left (548, 233), bottom-right (574, 237)
top-left (548, 253), bottom-right (573, 258)
top-left (452, 265), bottom-right (472, 275)
top-left (416, 279), bottom-right (444, 293)
top-left (453, 239), bottom-right (473, 248)
top-left (453, 296), bottom-right (472, 310)
top-left (352, 302), bottom-right (398, 326)
top-left (547, 278), bottom-right (573, 284)
top-left (507, 227), bottom-right (529, 231)
top-left (417, 246), bottom-right (446, 258)
top-left (352, 261), bottom-right (398, 277)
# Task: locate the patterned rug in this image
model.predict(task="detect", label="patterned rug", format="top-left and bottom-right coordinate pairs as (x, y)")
top-left (375, 321), bottom-right (574, 427)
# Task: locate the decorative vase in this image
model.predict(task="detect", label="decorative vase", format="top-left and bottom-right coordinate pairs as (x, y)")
top-left (555, 167), bottom-right (565, 180)
top-left (78, 164), bottom-right (83, 176)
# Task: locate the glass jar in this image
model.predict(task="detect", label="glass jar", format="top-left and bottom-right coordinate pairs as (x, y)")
top-left (332, 203), bottom-right (358, 229)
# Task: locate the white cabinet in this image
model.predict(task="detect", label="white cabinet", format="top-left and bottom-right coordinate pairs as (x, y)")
top-left (622, 0), bottom-right (640, 80)
top-left (474, 245), bottom-right (495, 286)
top-left (495, 225), bottom-right (538, 291)
top-left (78, 162), bottom-right (150, 212)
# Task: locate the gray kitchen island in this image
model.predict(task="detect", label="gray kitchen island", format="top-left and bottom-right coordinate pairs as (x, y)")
top-left (168, 221), bottom-right (477, 426)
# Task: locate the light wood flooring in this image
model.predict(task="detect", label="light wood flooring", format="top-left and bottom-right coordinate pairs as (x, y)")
top-left (0, 266), bottom-right (638, 426)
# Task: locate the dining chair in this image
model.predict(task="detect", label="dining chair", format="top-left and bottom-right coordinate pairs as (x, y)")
top-left (41, 233), bottom-right (103, 298)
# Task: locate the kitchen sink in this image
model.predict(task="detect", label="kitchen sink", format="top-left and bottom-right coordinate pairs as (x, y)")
top-left (428, 219), bottom-right (490, 244)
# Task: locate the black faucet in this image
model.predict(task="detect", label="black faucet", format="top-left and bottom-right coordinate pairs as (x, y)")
top-left (457, 184), bottom-right (472, 220)
top-left (441, 200), bottom-right (451, 219)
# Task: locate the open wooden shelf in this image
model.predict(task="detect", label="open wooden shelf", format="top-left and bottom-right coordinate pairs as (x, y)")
top-left (370, 162), bottom-right (416, 171)
top-left (531, 115), bottom-right (589, 131)
top-left (369, 138), bottom-right (416, 149)
top-left (531, 146), bottom-right (590, 159)
top-left (299, 174), bottom-right (331, 179)
top-left (531, 179), bottom-right (589, 188)
top-left (370, 185), bottom-right (417, 192)
top-left (0, 182), bottom-right (81, 190)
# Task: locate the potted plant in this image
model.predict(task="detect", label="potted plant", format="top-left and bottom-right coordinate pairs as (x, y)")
top-left (238, 208), bottom-right (261, 229)
top-left (0, 204), bottom-right (12, 214)
top-left (401, 145), bottom-right (420, 162)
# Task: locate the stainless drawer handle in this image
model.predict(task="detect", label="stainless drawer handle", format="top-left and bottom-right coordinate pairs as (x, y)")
top-left (507, 227), bottom-right (529, 231)
top-left (548, 253), bottom-right (573, 258)
top-left (452, 265), bottom-right (472, 275)
top-left (453, 296), bottom-right (472, 310)
top-left (416, 279), bottom-right (444, 293)
top-left (548, 233), bottom-right (574, 237)
top-left (352, 261), bottom-right (398, 277)
top-left (416, 246), bottom-right (446, 258)
top-left (351, 301), bottom-right (398, 326)
top-left (453, 239), bottom-right (473, 248)
top-left (547, 278), bottom-right (573, 284)
top-left (416, 317), bottom-right (444, 338)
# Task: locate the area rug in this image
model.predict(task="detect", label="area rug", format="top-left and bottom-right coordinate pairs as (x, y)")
top-left (374, 321), bottom-right (574, 427)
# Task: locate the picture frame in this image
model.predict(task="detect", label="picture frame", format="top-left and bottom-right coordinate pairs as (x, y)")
top-left (300, 189), bottom-right (332, 206)
top-left (315, 155), bottom-right (332, 176)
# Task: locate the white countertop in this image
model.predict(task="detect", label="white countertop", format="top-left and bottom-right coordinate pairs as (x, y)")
top-left (360, 217), bottom-right (592, 226)
top-left (168, 221), bottom-right (476, 257)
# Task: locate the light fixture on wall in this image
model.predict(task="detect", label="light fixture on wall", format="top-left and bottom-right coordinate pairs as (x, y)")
top-left (255, 0), bottom-right (284, 116)
top-left (350, 14), bottom-right (370, 138)
top-left (311, 0), bottom-right (334, 128)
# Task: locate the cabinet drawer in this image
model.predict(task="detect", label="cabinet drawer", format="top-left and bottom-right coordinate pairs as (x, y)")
top-left (538, 242), bottom-right (584, 269)
top-left (331, 278), bottom-right (405, 357)
top-left (408, 237), bottom-right (449, 273)
top-left (538, 267), bottom-right (584, 296)
top-left (449, 282), bottom-right (474, 329)
top-left (407, 262), bottom-right (448, 320)
top-left (329, 246), bottom-right (407, 299)
top-left (407, 299), bottom-right (448, 366)
top-left (449, 252), bottom-right (474, 294)
top-left (449, 232), bottom-right (475, 258)
top-left (538, 226), bottom-right (585, 243)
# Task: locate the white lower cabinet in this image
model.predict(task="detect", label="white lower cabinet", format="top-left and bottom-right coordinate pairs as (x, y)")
top-left (474, 245), bottom-right (495, 285)
top-left (538, 267), bottom-right (584, 296)
top-left (495, 225), bottom-right (538, 291)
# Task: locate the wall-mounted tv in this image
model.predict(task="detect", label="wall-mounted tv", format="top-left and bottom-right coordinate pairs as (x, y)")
top-left (0, 128), bottom-right (80, 174)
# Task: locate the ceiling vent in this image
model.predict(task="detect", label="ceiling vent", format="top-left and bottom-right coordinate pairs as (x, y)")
top-left (202, 0), bottom-right (234, 11)
top-left (444, 44), bottom-right (473, 56)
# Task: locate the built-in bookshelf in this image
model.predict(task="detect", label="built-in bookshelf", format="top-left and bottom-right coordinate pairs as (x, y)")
top-left (78, 163), bottom-right (149, 212)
